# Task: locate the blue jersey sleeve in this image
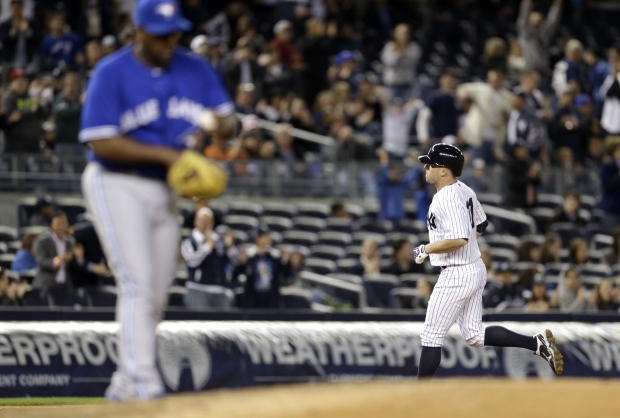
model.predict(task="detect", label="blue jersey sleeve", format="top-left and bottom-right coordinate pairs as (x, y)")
top-left (79, 63), bottom-right (123, 143)
top-left (200, 60), bottom-right (234, 116)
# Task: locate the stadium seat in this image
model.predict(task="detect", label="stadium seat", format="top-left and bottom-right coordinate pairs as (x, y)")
top-left (259, 216), bottom-right (293, 233)
top-left (57, 197), bottom-right (87, 226)
top-left (46, 285), bottom-right (83, 308)
top-left (174, 270), bottom-right (188, 287)
top-left (208, 201), bottom-right (229, 218)
top-left (336, 258), bottom-right (360, 274)
top-left (325, 217), bottom-right (355, 233)
top-left (344, 203), bottom-right (366, 220)
top-left (298, 271), bottom-right (366, 309)
top-left (304, 258), bottom-right (337, 275)
top-left (228, 201), bottom-right (264, 218)
top-left (21, 288), bottom-right (48, 306)
top-left (293, 216), bottom-right (327, 233)
top-left (550, 223), bottom-right (586, 248)
top-left (16, 196), bottom-right (40, 229)
top-left (167, 286), bottom-right (187, 307)
top-left (484, 235), bottom-right (521, 252)
top-left (262, 202), bottom-right (297, 219)
top-left (352, 232), bottom-right (386, 247)
top-left (396, 219), bottom-right (427, 234)
top-left (280, 288), bottom-right (312, 309)
top-left (477, 192), bottom-right (503, 207)
top-left (327, 273), bottom-right (363, 284)
top-left (0, 242), bottom-right (6, 254)
top-left (283, 230), bottom-right (318, 247)
top-left (580, 195), bottom-right (597, 212)
top-left (528, 207), bottom-right (555, 233)
top-left (390, 287), bottom-right (418, 309)
top-left (318, 231), bottom-right (352, 247)
top-left (591, 234), bottom-right (613, 251)
top-left (489, 248), bottom-right (517, 263)
top-left (0, 254), bottom-right (15, 269)
top-left (270, 231), bottom-right (283, 245)
top-left (232, 229), bottom-right (249, 243)
top-left (296, 202), bottom-right (330, 219)
top-left (346, 245), bottom-right (362, 258)
top-left (357, 219), bottom-right (393, 234)
top-left (378, 246), bottom-right (394, 260)
top-left (537, 193), bottom-right (564, 209)
top-left (579, 264), bottom-right (611, 279)
top-left (365, 275), bottom-right (400, 308)
top-left (81, 286), bottom-right (117, 307)
top-left (400, 273), bottom-right (428, 287)
top-left (223, 215), bottom-right (259, 232)
top-left (0, 226), bottom-right (18, 243)
top-left (310, 245), bottom-right (346, 261)
top-left (18, 226), bottom-right (49, 238)
top-left (18, 269), bottom-right (37, 285)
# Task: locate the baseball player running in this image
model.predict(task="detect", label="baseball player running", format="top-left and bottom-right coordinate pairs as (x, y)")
top-left (412, 144), bottom-right (563, 379)
top-left (79, 0), bottom-right (235, 401)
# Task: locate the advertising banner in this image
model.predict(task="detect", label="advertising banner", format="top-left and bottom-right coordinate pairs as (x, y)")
top-left (0, 321), bottom-right (619, 397)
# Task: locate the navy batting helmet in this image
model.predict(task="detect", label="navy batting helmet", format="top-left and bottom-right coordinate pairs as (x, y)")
top-left (418, 143), bottom-right (464, 177)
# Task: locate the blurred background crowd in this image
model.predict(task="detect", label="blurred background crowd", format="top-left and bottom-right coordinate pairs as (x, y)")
top-left (0, 0), bottom-right (619, 314)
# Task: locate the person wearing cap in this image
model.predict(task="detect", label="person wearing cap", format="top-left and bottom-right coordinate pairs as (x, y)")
top-left (1, 67), bottom-right (47, 154)
top-left (0, 0), bottom-right (39, 70)
top-left (39, 11), bottom-right (84, 72)
top-left (101, 35), bottom-right (117, 56)
top-left (78, 0), bottom-right (236, 402)
top-left (241, 224), bottom-right (291, 309)
top-left (180, 207), bottom-right (240, 309)
top-left (483, 262), bottom-right (524, 310)
top-left (600, 56), bottom-right (620, 135)
top-left (270, 19), bottom-right (302, 69)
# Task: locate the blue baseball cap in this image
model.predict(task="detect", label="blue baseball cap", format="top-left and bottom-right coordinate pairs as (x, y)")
top-left (335, 50), bottom-right (355, 66)
top-left (134, 0), bottom-right (191, 36)
top-left (574, 94), bottom-right (591, 108)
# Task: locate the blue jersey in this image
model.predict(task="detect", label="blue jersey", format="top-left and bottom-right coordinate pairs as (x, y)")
top-left (39, 33), bottom-right (83, 70)
top-left (79, 46), bottom-right (233, 180)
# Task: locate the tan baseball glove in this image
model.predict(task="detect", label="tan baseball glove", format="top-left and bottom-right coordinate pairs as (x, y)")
top-left (167, 150), bottom-right (228, 198)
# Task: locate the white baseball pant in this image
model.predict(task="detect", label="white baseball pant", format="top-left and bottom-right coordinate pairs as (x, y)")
top-left (82, 162), bottom-right (179, 400)
top-left (420, 258), bottom-right (487, 347)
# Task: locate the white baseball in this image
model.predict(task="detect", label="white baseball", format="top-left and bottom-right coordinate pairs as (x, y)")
top-left (198, 110), bottom-right (219, 132)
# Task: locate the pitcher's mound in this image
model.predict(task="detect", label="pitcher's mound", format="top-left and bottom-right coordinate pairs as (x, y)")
top-left (6, 379), bottom-right (620, 418)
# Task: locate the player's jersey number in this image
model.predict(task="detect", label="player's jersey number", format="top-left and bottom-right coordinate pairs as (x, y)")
top-left (466, 198), bottom-right (474, 228)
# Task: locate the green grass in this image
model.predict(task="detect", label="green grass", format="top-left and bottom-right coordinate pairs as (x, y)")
top-left (0, 397), bottom-right (105, 406)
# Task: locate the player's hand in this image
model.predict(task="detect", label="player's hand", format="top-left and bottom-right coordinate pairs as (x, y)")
top-left (197, 110), bottom-right (219, 132)
top-left (413, 245), bottom-right (428, 264)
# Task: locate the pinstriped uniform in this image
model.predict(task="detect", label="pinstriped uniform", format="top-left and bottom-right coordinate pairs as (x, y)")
top-left (421, 181), bottom-right (488, 347)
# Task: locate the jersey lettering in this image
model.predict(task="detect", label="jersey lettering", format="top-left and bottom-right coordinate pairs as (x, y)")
top-left (466, 198), bottom-right (474, 228)
top-left (120, 99), bottom-right (160, 132)
top-left (427, 212), bottom-right (437, 230)
top-left (167, 96), bottom-right (205, 124)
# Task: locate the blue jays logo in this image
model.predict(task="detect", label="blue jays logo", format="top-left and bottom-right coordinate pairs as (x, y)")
top-left (156, 2), bottom-right (176, 19)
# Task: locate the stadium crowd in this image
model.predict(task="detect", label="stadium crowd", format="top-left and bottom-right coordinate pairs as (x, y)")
top-left (0, 0), bottom-right (620, 313)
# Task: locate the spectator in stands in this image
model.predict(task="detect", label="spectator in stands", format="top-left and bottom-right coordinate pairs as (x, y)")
top-left (568, 237), bottom-right (590, 266)
top-left (270, 20), bottom-right (302, 69)
top-left (553, 267), bottom-right (586, 313)
top-left (600, 60), bottom-right (620, 135)
top-left (101, 34), bottom-right (117, 56)
top-left (505, 92), bottom-right (546, 158)
top-left (602, 227), bottom-right (620, 266)
top-left (0, 267), bottom-right (28, 306)
top-left (513, 70), bottom-right (551, 119)
top-left (181, 197), bottom-right (221, 230)
top-left (1, 67), bottom-right (47, 153)
top-left (381, 96), bottom-right (420, 160)
top-left (383, 238), bottom-right (425, 276)
top-left (352, 238), bottom-right (381, 278)
top-left (507, 38), bottom-right (526, 82)
top-left (242, 225), bottom-right (291, 309)
top-left (482, 37), bottom-right (508, 76)
top-left (412, 278), bottom-right (433, 310)
top-left (457, 69), bottom-right (513, 165)
top-left (10, 233), bottom-right (37, 273)
top-left (418, 69), bottom-right (460, 147)
top-left (258, 46), bottom-right (295, 98)
top-left (376, 149), bottom-right (417, 223)
top-left (549, 190), bottom-right (588, 229)
top-left (525, 279), bottom-right (552, 312)
top-left (517, 239), bottom-right (542, 263)
top-left (70, 220), bottom-right (111, 287)
top-left (539, 233), bottom-right (562, 264)
top-left (224, 39), bottom-right (263, 98)
top-left (52, 72), bottom-right (83, 153)
top-left (330, 202), bottom-right (351, 219)
top-left (272, 123), bottom-right (302, 162)
top-left (380, 23), bottom-right (421, 100)
top-left (552, 39), bottom-right (585, 97)
top-left (38, 11), bottom-right (84, 72)
top-left (181, 208), bottom-right (240, 309)
top-left (327, 51), bottom-right (361, 94)
top-left (282, 245), bottom-right (305, 287)
top-left (584, 47), bottom-right (614, 107)
top-left (600, 138), bottom-right (620, 232)
top-left (298, 18), bottom-right (335, 106)
top-left (588, 278), bottom-right (620, 312)
top-left (505, 142), bottom-right (541, 210)
top-left (0, 0), bottom-right (39, 71)
top-left (204, 133), bottom-right (250, 166)
top-left (517, 0), bottom-right (562, 76)
top-left (483, 262), bottom-right (525, 310)
top-left (32, 211), bottom-right (76, 288)
top-left (29, 195), bottom-right (54, 226)
top-left (84, 39), bottom-right (103, 79)
top-left (334, 124), bottom-right (371, 162)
